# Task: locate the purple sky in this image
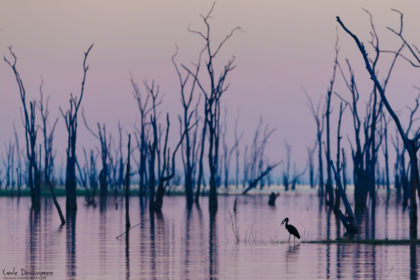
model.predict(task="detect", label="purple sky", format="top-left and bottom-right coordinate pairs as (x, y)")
top-left (0, 0), bottom-right (419, 173)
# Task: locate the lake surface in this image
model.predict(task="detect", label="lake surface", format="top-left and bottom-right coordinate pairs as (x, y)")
top-left (0, 192), bottom-right (419, 279)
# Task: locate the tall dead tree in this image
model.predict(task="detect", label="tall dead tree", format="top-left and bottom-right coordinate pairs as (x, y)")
top-left (381, 114), bottom-right (391, 199)
top-left (221, 108), bottom-right (242, 189)
top-left (4, 47), bottom-right (41, 209)
top-left (60, 44), bottom-right (93, 211)
top-left (145, 81), bottom-right (161, 211)
top-left (125, 134), bottom-right (131, 229)
top-left (38, 80), bottom-right (58, 186)
top-left (324, 39), bottom-right (339, 207)
top-left (304, 89), bottom-right (325, 196)
top-left (172, 49), bottom-right (200, 206)
top-left (37, 80), bottom-right (64, 224)
top-left (338, 11), bottom-right (420, 239)
top-left (132, 79), bottom-right (151, 197)
top-left (153, 114), bottom-right (189, 213)
top-left (181, 3), bottom-right (241, 213)
top-left (83, 111), bottom-right (111, 197)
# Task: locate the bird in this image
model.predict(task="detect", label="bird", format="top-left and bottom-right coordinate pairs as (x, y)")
top-left (281, 217), bottom-right (300, 243)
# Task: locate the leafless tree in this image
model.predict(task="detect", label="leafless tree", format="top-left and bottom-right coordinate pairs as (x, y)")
top-left (242, 120), bottom-right (280, 194)
top-left (381, 113), bottom-right (391, 199)
top-left (304, 89), bottom-right (325, 196)
top-left (307, 143), bottom-right (316, 189)
top-left (83, 111), bottom-right (111, 197)
top-left (132, 79), bottom-right (152, 197)
top-left (337, 11), bottom-right (420, 238)
top-left (37, 79), bottom-right (64, 224)
top-left (125, 134), bottom-right (131, 229)
top-left (2, 141), bottom-right (14, 190)
top-left (282, 142), bottom-right (292, 191)
top-left (324, 38), bottom-right (339, 206)
top-left (4, 47), bottom-right (41, 209)
top-left (60, 44), bottom-right (93, 211)
top-left (172, 48), bottom-right (201, 206)
top-left (13, 124), bottom-right (23, 196)
top-left (181, 2), bottom-right (241, 213)
top-left (37, 80), bottom-right (58, 186)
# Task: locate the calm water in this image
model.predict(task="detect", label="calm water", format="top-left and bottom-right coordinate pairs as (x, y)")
top-left (0, 192), bottom-right (419, 279)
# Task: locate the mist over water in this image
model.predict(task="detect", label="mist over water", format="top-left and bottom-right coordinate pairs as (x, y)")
top-left (0, 193), bottom-right (418, 279)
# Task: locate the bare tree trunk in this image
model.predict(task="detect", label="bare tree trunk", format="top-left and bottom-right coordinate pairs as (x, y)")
top-left (60, 44), bottom-right (93, 211)
top-left (337, 14), bottom-right (419, 238)
top-left (125, 135), bottom-right (131, 229)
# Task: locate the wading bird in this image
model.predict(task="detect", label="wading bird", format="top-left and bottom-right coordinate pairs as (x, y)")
top-left (281, 217), bottom-right (300, 243)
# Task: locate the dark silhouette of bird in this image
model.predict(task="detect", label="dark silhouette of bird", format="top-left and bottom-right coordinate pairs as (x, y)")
top-left (281, 217), bottom-right (300, 243)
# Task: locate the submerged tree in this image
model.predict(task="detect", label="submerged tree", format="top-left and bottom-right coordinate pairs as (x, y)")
top-left (304, 89), bottom-right (325, 196)
top-left (83, 111), bottom-right (111, 197)
top-left (60, 44), bottom-right (93, 211)
top-left (4, 47), bottom-right (41, 209)
top-left (172, 49), bottom-right (201, 207)
top-left (337, 10), bottom-right (420, 239)
top-left (242, 119), bottom-right (280, 194)
top-left (182, 3), bottom-right (241, 213)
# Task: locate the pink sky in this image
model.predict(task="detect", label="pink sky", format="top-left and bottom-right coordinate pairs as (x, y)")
top-left (0, 0), bottom-right (419, 172)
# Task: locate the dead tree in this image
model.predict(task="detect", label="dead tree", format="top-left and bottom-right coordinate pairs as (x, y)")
top-left (125, 134), bottom-right (131, 229)
top-left (37, 80), bottom-right (58, 187)
top-left (242, 120), bottom-right (280, 195)
top-left (153, 114), bottom-right (188, 213)
top-left (381, 113), bottom-right (391, 199)
top-left (132, 79), bottom-right (151, 197)
top-left (324, 38), bottom-right (339, 207)
top-left (13, 124), bottom-right (23, 196)
top-left (341, 148), bottom-right (348, 192)
top-left (37, 80), bottom-right (64, 223)
top-left (145, 81), bottom-right (161, 211)
top-left (172, 49), bottom-right (200, 206)
top-left (4, 47), bottom-right (41, 209)
top-left (194, 110), bottom-right (207, 204)
top-left (117, 123), bottom-right (125, 191)
top-left (2, 141), bottom-right (14, 190)
top-left (330, 162), bottom-right (357, 234)
top-left (282, 142), bottom-right (291, 191)
top-left (60, 44), bottom-right (93, 211)
top-left (76, 148), bottom-right (97, 206)
top-left (337, 52), bottom-right (386, 212)
top-left (221, 108), bottom-right (242, 190)
top-left (242, 162), bottom-right (281, 194)
top-left (333, 103), bottom-right (346, 213)
top-left (306, 143), bottom-right (316, 189)
top-left (291, 163), bottom-right (307, 191)
top-left (304, 89), bottom-right (325, 196)
top-left (234, 112), bottom-right (243, 188)
top-left (181, 3), bottom-right (241, 213)
top-left (337, 11), bottom-right (420, 239)
top-left (82, 111), bottom-right (111, 197)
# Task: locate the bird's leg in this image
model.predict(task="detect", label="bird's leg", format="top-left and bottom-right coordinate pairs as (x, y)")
top-left (288, 234), bottom-right (290, 243)
top-left (294, 236), bottom-right (296, 244)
